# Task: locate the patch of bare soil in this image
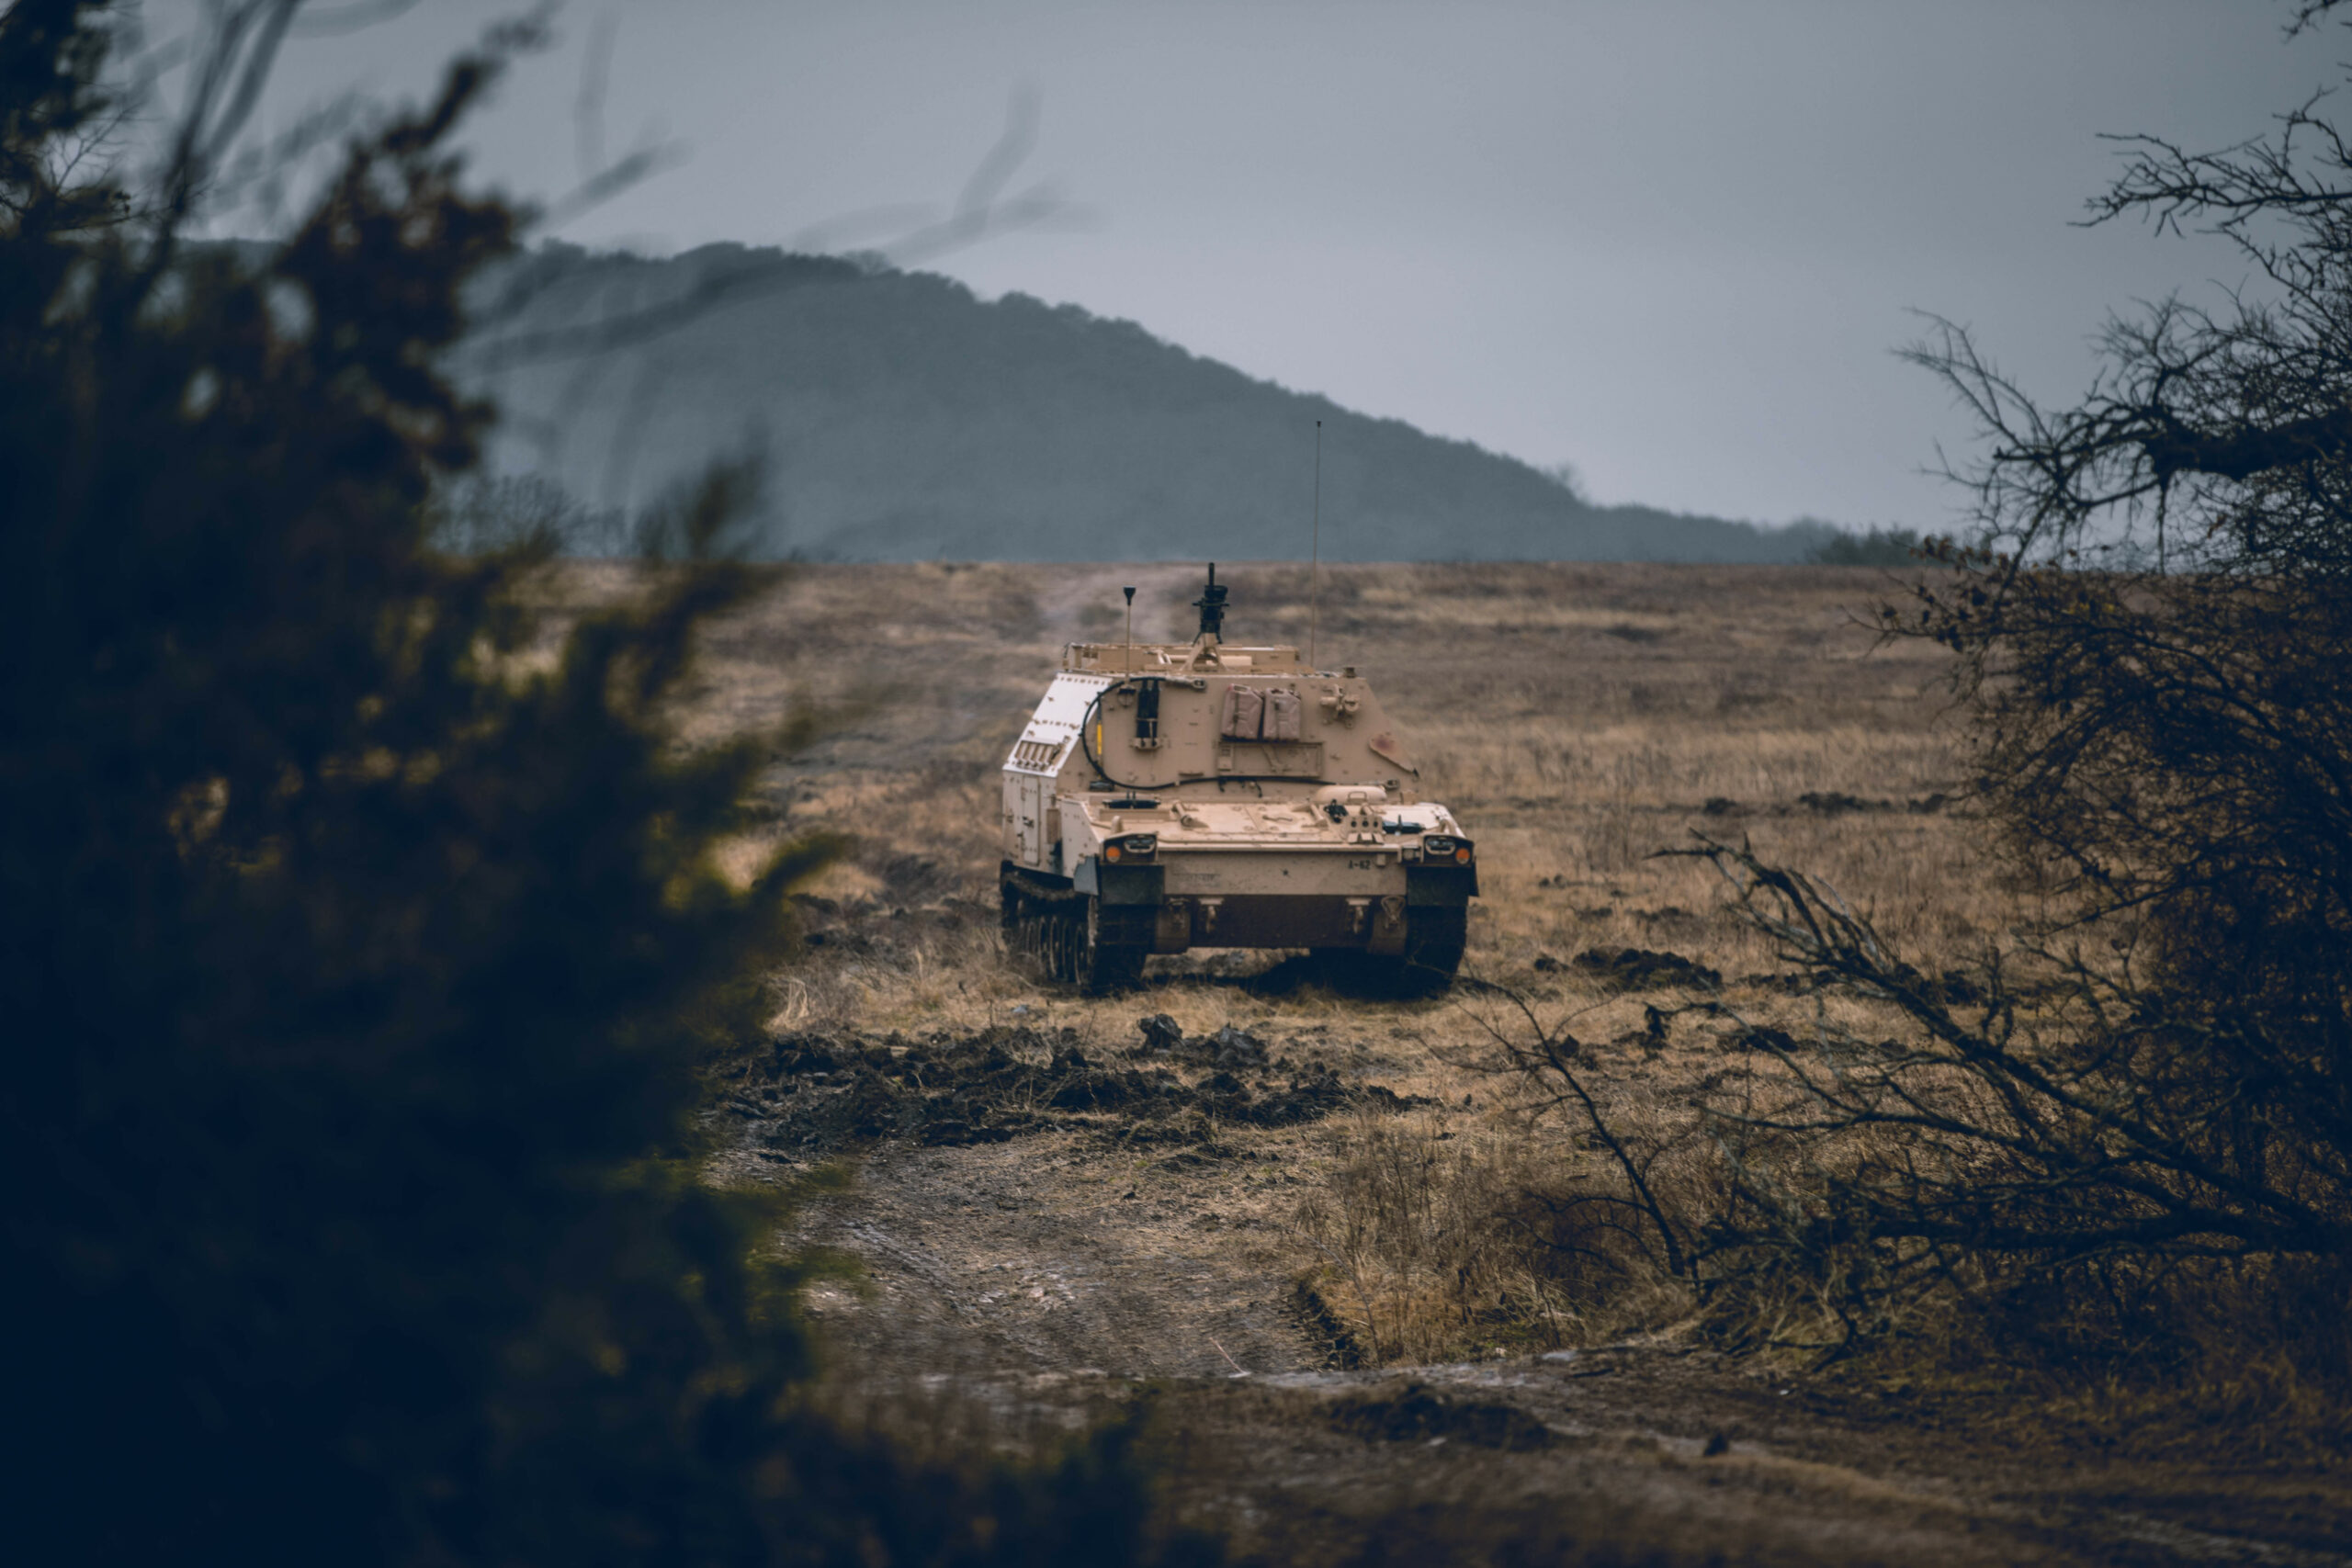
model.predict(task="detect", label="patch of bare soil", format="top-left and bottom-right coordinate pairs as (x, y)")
top-left (713, 1012), bottom-right (2352, 1568)
top-left (716, 1013), bottom-right (1419, 1382)
top-left (1147, 1353), bottom-right (2352, 1567)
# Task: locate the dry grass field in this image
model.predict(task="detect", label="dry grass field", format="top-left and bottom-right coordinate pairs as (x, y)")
top-left (535, 559), bottom-right (2352, 1564)
top-left (557, 558), bottom-right (1974, 1349)
top-left (649, 555), bottom-right (1984, 1010)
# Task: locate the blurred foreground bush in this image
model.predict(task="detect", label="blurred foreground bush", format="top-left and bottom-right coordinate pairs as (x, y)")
top-left (0, 5), bottom-right (1209, 1561)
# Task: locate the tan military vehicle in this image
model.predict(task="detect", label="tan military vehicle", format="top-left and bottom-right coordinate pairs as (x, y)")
top-left (1001, 566), bottom-right (1476, 992)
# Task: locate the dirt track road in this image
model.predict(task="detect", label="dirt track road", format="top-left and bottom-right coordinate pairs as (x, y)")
top-left (791, 1131), bottom-right (1319, 1382)
top-left (758, 1131), bottom-right (2352, 1568)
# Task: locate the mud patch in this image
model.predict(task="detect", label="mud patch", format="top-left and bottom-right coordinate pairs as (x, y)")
top-left (1328, 1382), bottom-right (1558, 1452)
top-left (1795, 791), bottom-right (1951, 817)
top-left (1571, 945), bottom-right (1723, 993)
top-left (1132, 1015), bottom-right (1272, 1068)
top-left (734, 1021), bottom-right (1430, 1156)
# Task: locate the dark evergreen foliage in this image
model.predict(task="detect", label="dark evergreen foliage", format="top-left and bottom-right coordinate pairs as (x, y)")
top-left (0, 6), bottom-right (1209, 1561)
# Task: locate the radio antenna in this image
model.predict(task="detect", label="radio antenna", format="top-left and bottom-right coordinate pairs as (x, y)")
top-left (1309, 419), bottom-right (1322, 669)
top-left (1122, 584), bottom-right (1136, 667)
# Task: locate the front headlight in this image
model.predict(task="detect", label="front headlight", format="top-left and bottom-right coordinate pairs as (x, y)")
top-left (1102, 832), bottom-right (1158, 863)
top-left (1421, 835), bottom-right (1472, 865)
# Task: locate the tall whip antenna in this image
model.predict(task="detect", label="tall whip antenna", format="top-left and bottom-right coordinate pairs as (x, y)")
top-left (1309, 419), bottom-right (1322, 669)
top-left (1122, 584), bottom-right (1136, 667)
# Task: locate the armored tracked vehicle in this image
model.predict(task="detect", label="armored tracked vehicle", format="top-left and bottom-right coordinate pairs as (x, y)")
top-left (1001, 566), bottom-right (1476, 993)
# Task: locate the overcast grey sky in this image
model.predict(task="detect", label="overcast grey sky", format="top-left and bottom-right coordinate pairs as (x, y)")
top-left (167, 0), bottom-right (2338, 528)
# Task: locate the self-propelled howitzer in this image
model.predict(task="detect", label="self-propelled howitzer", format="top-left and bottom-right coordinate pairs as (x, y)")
top-left (1000, 566), bottom-right (1476, 992)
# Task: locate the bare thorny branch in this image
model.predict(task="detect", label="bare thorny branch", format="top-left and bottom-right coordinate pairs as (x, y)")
top-left (1911, 16), bottom-right (2352, 578)
top-left (1446, 976), bottom-right (1700, 1285)
top-left (1676, 837), bottom-right (2352, 1267)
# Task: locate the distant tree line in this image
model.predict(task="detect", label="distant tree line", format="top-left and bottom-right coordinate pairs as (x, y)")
top-left (1804, 525), bottom-right (1920, 566)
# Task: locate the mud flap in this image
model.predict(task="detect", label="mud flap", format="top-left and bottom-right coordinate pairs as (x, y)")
top-left (1155, 897), bottom-right (1190, 953)
top-left (1406, 863), bottom-right (1478, 907)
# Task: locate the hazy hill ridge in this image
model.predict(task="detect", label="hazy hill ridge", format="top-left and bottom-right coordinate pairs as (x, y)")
top-left (460, 243), bottom-right (1838, 563)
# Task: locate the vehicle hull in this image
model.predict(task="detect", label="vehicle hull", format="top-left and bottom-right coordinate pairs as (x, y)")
top-left (998, 609), bottom-right (1476, 992)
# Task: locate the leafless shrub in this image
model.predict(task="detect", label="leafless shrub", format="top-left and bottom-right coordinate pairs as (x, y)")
top-left (1787, 17), bottom-right (2352, 1383)
top-left (1667, 837), bottom-right (2352, 1368)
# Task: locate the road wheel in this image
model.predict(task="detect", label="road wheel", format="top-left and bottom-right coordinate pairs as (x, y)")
top-left (1042, 912), bottom-right (1067, 982)
top-left (1008, 897), bottom-right (1062, 982)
